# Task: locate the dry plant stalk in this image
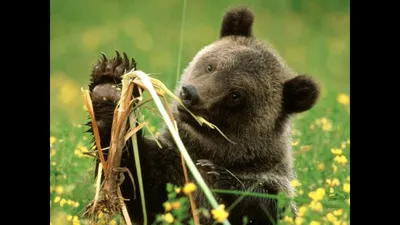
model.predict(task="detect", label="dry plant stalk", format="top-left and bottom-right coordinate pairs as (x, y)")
top-left (82, 69), bottom-right (233, 225)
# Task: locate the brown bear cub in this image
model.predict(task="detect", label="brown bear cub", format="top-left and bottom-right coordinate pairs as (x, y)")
top-left (86, 7), bottom-right (319, 225)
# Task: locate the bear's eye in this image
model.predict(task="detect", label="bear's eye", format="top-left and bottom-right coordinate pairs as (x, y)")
top-left (206, 64), bottom-right (213, 73)
top-left (226, 90), bottom-right (246, 108)
top-left (231, 91), bottom-right (241, 101)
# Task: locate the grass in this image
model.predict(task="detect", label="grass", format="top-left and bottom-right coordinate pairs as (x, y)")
top-left (50, 0), bottom-right (349, 224)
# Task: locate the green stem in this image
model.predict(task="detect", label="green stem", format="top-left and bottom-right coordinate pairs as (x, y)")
top-left (129, 104), bottom-right (148, 225)
top-left (134, 71), bottom-right (231, 225)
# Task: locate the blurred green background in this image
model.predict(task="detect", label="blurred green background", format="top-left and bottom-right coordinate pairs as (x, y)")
top-left (50, 0), bottom-right (349, 129)
top-left (50, 1), bottom-right (350, 224)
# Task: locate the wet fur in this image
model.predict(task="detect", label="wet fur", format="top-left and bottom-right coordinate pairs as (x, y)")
top-left (86, 7), bottom-right (319, 225)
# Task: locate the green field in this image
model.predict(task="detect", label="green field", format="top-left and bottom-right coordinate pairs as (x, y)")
top-left (50, 0), bottom-right (350, 224)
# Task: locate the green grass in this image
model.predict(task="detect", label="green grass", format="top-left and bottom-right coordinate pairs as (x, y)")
top-left (50, 0), bottom-right (349, 224)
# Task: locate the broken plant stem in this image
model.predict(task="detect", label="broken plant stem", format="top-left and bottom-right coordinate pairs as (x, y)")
top-left (130, 70), bottom-right (231, 225)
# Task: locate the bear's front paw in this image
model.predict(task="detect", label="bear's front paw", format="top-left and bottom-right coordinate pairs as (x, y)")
top-left (89, 51), bottom-right (137, 103)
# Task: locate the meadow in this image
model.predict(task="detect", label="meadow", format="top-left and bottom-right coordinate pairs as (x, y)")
top-left (50, 0), bottom-right (350, 224)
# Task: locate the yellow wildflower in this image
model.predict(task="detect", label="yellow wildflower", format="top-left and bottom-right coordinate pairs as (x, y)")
top-left (291, 179), bottom-right (302, 188)
top-left (54, 196), bottom-right (61, 203)
top-left (50, 136), bottom-right (56, 146)
top-left (283, 215), bottom-right (293, 223)
top-left (337, 94), bottom-right (350, 106)
top-left (55, 186), bottom-right (64, 195)
top-left (52, 162), bottom-right (56, 166)
top-left (343, 183), bottom-right (350, 193)
top-left (110, 220), bottom-right (117, 225)
top-left (175, 187), bottom-right (181, 194)
top-left (97, 212), bottom-right (103, 219)
top-left (73, 202), bottom-right (80, 208)
top-left (50, 149), bottom-right (56, 157)
top-left (326, 178), bottom-right (340, 187)
top-left (295, 217), bottom-right (303, 225)
top-left (60, 198), bottom-right (67, 207)
top-left (310, 221), bottom-right (320, 225)
top-left (163, 212), bottom-right (174, 223)
top-left (211, 204), bottom-right (229, 223)
top-left (329, 188), bottom-right (334, 197)
top-left (183, 182), bottom-right (197, 194)
top-left (292, 140), bottom-right (299, 146)
top-left (309, 201), bottom-right (323, 212)
top-left (333, 209), bottom-right (343, 216)
top-left (331, 148), bottom-right (342, 155)
top-left (325, 213), bottom-right (337, 223)
top-left (171, 201), bottom-right (181, 209)
top-left (332, 164), bottom-right (337, 172)
top-left (67, 215), bottom-right (73, 221)
top-left (308, 188), bottom-right (325, 201)
top-left (298, 206), bottom-right (308, 217)
top-left (317, 163), bottom-right (325, 171)
top-left (164, 202), bottom-right (172, 211)
top-left (334, 155), bottom-right (348, 165)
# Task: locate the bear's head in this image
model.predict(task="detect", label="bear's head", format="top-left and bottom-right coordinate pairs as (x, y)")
top-left (172, 7), bottom-right (319, 168)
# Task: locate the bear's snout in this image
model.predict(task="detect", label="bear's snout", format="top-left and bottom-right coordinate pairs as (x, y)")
top-left (179, 85), bottom-right (199, 108)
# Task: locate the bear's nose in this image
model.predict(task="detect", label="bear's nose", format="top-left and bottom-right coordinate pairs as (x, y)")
top-left (179, 85), bottom-right (199, 107)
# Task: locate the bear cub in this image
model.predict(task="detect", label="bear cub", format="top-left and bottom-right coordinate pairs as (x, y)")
top-left (86, 7), bottom-right (319, 225)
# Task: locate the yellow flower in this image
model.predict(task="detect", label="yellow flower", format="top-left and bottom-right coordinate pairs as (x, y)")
top-left (325, 213), bottom-right (337, 223)
top-left (295, 217), bottom-right (303, 225)
top-left (67, 200), bottom-right (74, 205)
top-left (333, 209), bottom-right (343, 216)
top-left (291, 179), bottom-right (302, 188)
top-left (171, 201), bottom-right (181, 209)
top-left (54, 196), bottom-right (61, 203)
top-left (331, 148), bottom-right (343, 155)
top-left (332, 164), bottom-right (337, 172)
top-left (298, 206), bottom-right (308, 217)
top-left (73, 202), bottom-right (80, 208)
top-left (97, 212), bottom-right (103, 219)
top-left (50, 149), bottom-right (56, 157)
top-left (343, 183), bottom-right (350, 193)
top-left (334, 155), bottom-right (348, 165)
top-left (175, 187), bottom-right (181, 194)
top-left (60, 198), bottom-right (67, 207)
top-left (317, 163), bottom-right (325, 171)
top-left (163, 212), bottom-right (174, 223)
top-left (51, 162), bottom-right (56, 166)
top-left (211, 204), bottom-right (229, 223)
top-left (67, 215), bottom-right (73, 221)
top-left (310, 221), bottom-right (320, 225)
top-left (164, 202), bottom-right (172, 211)
top-left (50, 136), bottom-right (56, 145)
top-left (308, 188), bottom-right (325, 201)
top-left (55, 186), bottom-right (64, 195)
top-left (346, 139), bottom-right (350, 145)
top-left (322, 123), bottom-right (332, 131)
top-left (329, 188), bottom-right (334, 197)
top-left (292, 140), bottom-right (299, 146)
top-left (309, 201), bottom-right (323, 212)
top-left (326, 178), bottom-right (340, 187)
top-left (337, 94), bottom-right (350, 106)
top-left (283, 215), bottom-right (293, 223)
top-left (183, 182), bottom-right (197, 194)
top-left (110, 220), bottom-right (117, 225)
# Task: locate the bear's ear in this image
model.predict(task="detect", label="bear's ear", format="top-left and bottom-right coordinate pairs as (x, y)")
top-left (220, 7), bottom-right (254, 38)
top-left (282, 75), bottom-right (320, 114)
